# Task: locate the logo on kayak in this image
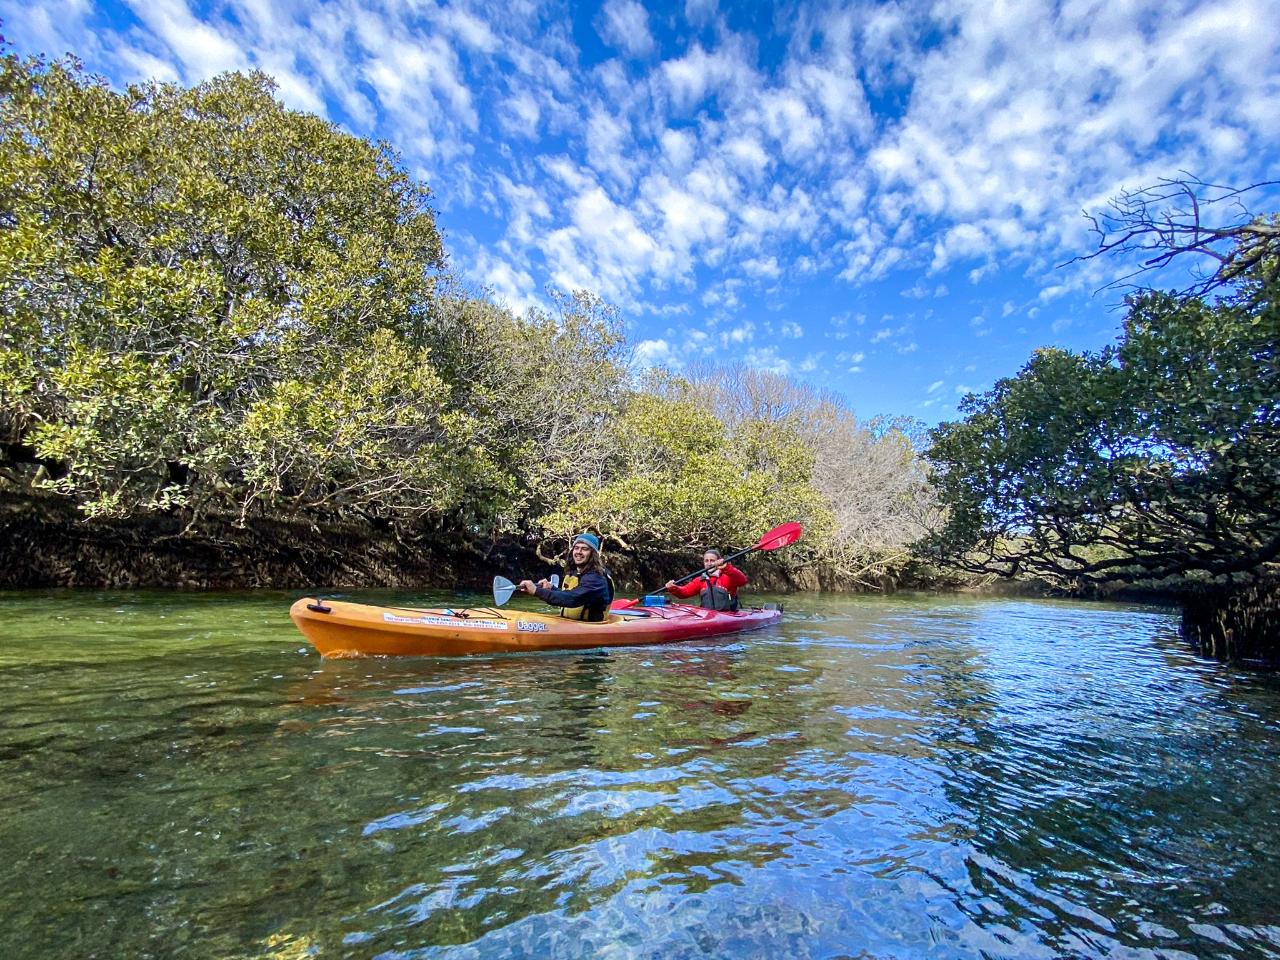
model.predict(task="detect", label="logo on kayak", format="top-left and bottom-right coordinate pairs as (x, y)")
top-left (516, 620), bottom-right (548, 632)
top-left (382, 613), bottom-right (509, 630)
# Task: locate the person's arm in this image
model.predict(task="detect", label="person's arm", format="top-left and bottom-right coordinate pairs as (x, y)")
top-left (665, 577), bottom-right (702, 598)
top-left (720, 563), bottom-right (748, 590)
top-left (535, 571), bottom-right (606, 607)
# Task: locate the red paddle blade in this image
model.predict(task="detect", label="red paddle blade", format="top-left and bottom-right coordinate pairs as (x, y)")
top-left (755, 522), bottom-right (803, 551)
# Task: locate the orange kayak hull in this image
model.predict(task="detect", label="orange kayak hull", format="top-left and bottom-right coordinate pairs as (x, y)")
top-left (289, 597), bottom-right (782, 658)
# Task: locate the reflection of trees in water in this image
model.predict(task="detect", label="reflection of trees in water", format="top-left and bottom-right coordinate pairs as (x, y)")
top-left (268, 641), bottom-right (882, 953)
top-left (11, 596), bottom-right (1280, 957)
top-left (276, 601), bottom-right (1280, 957)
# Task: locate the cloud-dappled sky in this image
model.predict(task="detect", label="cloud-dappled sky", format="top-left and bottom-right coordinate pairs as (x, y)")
top-left (4, 0), bottom-right (1277, 422)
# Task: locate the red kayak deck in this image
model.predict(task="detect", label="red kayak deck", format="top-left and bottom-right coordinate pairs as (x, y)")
top-left (290, 597), bottom-right (782, 658)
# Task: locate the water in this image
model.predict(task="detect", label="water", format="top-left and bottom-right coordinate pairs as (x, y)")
top-left (2, 589), bottom-right (1278, 959)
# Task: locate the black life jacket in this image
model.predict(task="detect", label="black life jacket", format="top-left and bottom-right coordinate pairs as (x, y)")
top-left (698, 581), bottom-right (738, 612)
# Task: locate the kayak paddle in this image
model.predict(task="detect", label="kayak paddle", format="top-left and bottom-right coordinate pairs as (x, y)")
top-left (492, 574), bottom-right (558, 606)
top-left (618, 521), bottom-right (804, 607)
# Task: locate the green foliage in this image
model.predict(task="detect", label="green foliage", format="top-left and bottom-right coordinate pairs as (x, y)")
top-left (228, 328), bottom-right (496, 522)
top-left (0, 51), bottom-right (462, 518)
top-left (490, 288), bottom-right (631, 522)
top-left (543, 378), bottom-right (831, 554)
top-left (924, 259), bottom-right (1280, 590)
top-left (28, 346), bottom-right (189, 517)
top-left (0, 47), bottom-right (872, 589)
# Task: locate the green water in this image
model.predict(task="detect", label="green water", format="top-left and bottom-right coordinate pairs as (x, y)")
top-left (1, 589), bottom-right (1278, 959)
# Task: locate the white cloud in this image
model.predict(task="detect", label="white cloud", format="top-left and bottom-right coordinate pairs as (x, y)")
top-left (793, 61), bottom-right (872, 140)
top-left (930, 223), bottom-right (988, 273)
top-left (756, 89), bottom-right (823, 161)
top-left (542, 184), bottom-right (678, 298)
top-left (0, 1), bottom-right (92, 63)
top-left (660, 128), bottom-right (697, 170)
top-left (438, 7), bottom-right (499, 54)
top-left (475, 250), bottom-right (538, 315)
top-left (742, 255), bottom-right (783, 279)
top-left (126, 0), bottom-right (245, 79)
top-left (495, 175), bottom-right (552, 246)
top-left (633, 338), bottom-right (681, 369)
top-left (742, 345), bottom-right (791, 373)
top-left (722, 134), bottom-right (771, 177)
top-left (499, 90), bottom-right (542, 137)
top-left (585, 107), bottom-right (634, 186)
top-left (643, 174), bottom-right (731, 255)
top-left (660, 41), bottom-right (753, 112)
top-left (598, 0), bottom-right (656, 59)
top-left (927, 379), bottom-right (944, 394)
top-left (3, 0), bottom-right (1276, 426)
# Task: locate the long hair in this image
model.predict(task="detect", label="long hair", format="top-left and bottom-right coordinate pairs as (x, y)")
top-left (567, 542), bottom-right (605, 576)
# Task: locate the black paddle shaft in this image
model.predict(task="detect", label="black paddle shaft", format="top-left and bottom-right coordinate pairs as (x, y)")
top-left (630, 523), bottom-right (803, 600)
top-left (645, 542), bottom-right (762, 601)
top-left (669, 543), bottom-right (757, 588)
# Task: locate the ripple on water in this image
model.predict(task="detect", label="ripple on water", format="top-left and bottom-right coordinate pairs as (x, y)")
top-left (1, 590), bottom-right (1279, 959)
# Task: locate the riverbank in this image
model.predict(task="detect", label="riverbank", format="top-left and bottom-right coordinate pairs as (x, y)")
top-left (0, 493), bottom-right (947, 594)
top-left (11, 489), bottom-right (1275, 665)
top-left (0, 492), bottom-right (598, 591)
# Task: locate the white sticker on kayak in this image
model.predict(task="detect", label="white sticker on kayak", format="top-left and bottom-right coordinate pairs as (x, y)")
top-left (382, 613), bottom-right (509, 630)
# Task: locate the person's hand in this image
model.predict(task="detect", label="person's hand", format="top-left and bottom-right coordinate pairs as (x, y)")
top-left (664, 579), bottom-right (676, 590)
top-left (536, 577), bottom-right (553, 589)
top-left (519, 579), bottom-right (537, 594)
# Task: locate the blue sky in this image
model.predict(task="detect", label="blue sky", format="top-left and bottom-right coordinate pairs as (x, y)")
top-left (4, 0), bottom-right (1277, 424)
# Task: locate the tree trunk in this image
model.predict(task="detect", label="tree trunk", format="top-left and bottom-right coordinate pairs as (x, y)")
top-left (1181, 579), bottom-right (1280, 664)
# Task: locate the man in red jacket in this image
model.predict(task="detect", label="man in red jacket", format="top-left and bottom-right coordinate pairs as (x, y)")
top-left (664, 549), bottom-right (748, 611)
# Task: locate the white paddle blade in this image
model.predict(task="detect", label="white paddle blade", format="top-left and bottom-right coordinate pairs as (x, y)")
top-left (493, 573), bottom-right (558, 606)
top-left (492, 575), bottom-right (517, 607)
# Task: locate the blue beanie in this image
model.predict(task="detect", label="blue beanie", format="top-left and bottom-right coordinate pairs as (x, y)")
top-left (574, 532), bottom-right (601, 551)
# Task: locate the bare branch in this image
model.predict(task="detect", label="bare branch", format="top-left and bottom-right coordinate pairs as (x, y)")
top-left (1067, 175), bottom-right (1280, 297)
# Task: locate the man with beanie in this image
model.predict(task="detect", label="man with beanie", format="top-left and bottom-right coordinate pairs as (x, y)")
top-left (519, 532), bottom-right (615, 621)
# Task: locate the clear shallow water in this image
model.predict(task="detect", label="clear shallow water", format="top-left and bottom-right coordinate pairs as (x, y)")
top-left (1, 589), bottom-right (1278, 959)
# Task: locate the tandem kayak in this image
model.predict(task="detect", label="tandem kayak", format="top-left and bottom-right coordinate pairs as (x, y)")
top-left (289, 597), bottom-right (782, 658)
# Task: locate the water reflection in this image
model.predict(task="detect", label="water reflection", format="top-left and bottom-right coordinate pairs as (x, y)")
top-left (1, 590), bottom-right (1278, 958)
